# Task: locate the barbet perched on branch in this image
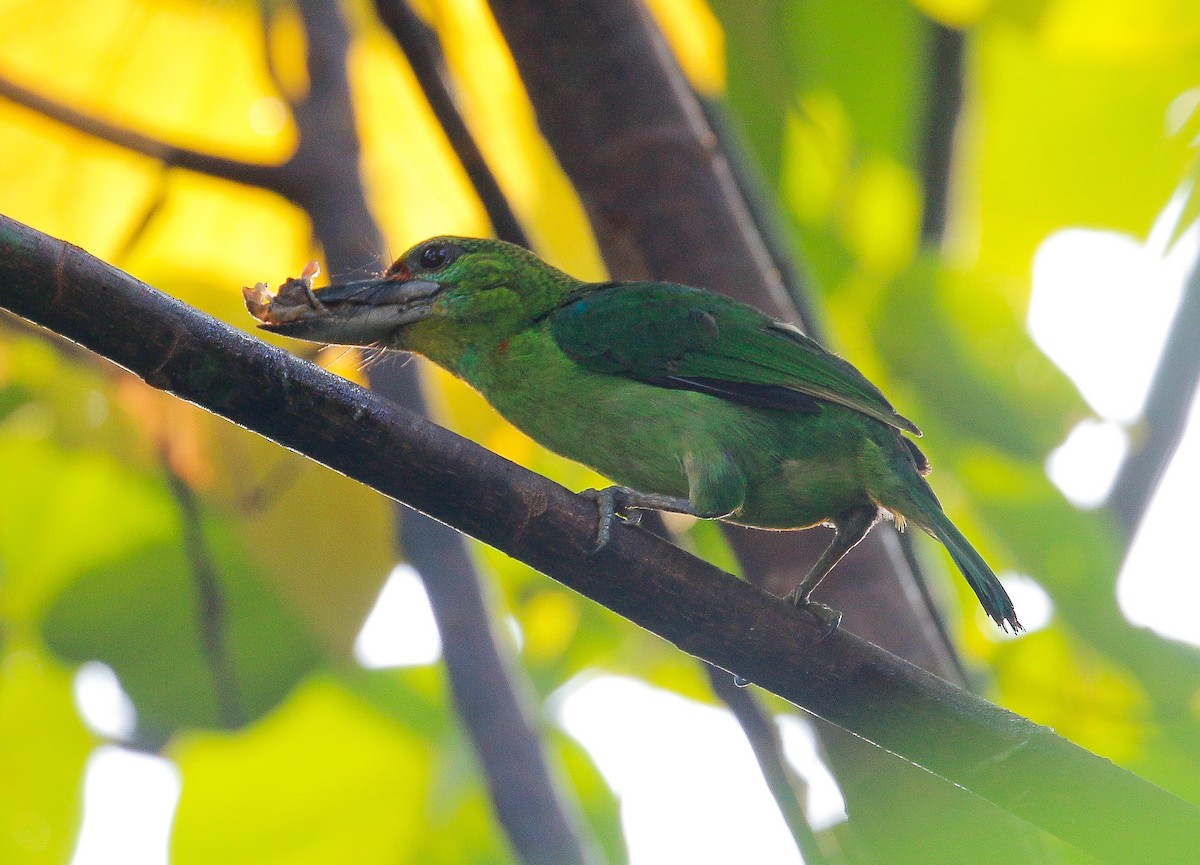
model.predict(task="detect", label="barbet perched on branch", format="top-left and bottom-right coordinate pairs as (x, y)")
top-left (247, 236), bottom-right (1020, 632)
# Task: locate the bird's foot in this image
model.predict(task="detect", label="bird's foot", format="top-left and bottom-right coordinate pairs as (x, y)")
top-left (580, 486), bottom-right (696, 553)
top-left (580, 486), bottom-right (641, 553)
top-left (784, 590), bottom-right (842, 639)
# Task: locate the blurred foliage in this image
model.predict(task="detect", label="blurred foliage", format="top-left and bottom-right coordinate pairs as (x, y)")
top-left (0, 0), bottom-right (1198, 862)
top-left (713, 0), bottom-right (1200, 774)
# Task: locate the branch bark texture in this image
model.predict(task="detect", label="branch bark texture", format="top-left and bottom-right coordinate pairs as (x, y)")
top-left (3, 214), bottom-right (1198, 865)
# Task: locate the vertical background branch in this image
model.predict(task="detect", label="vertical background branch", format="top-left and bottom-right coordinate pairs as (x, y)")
top-left (1106, 255), bottom-right (1200, 540)
top-left (282, 2), bottom-right (601, 862)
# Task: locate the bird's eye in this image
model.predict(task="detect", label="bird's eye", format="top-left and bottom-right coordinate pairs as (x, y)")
top-left (419, 244), bottom-right (451, 271)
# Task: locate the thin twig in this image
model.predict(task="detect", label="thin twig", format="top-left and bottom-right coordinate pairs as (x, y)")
top-left (696, 96), bottom-right (820, 336)
top-left (918, 22), bottom-right (965, 245)
top-left (0, 74), bottom-right (290, 193)
top-left (908, 17), bottom-right (972, 687)
top-left (110, 167), bottom-right (172, 264)
top-left (162, 457), bottom-right (246, 729)
top-left (373, 0), bottom-right (529, 248)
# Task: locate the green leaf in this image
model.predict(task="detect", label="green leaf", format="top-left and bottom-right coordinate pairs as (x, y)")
top-left (0, 434), bottom-right (176, 627)
top-left (41, 504), bottom-right (321, 733)
top-left (972, 10), bottom-right (1200, 285)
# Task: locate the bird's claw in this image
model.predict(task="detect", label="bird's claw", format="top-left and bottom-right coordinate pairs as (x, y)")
top-left (583, 487), bottom-right (615, 553)
top-left (784, 590), bottom-right (842, 640)
top-left (581, 486), bottom-right (640, 553)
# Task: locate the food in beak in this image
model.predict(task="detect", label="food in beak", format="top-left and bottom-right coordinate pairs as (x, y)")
top-left (243, 260), bottom-right (325, 325)
top-left (244, 263), bottom-right (442, 346)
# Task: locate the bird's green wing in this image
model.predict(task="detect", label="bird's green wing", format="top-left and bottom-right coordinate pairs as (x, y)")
top-left (550, 282), bottom-right (921, 436)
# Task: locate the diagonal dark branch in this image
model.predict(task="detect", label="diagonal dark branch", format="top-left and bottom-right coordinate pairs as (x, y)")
top-left (4, 213), bottom-right (1200, 865)
top-left (1107, 248), bottom-right (1200, 541)
top-left (0, 74), bottom-right (290, 193)
top-left (372, 0), bottom-right (529, 248)
top-left (163, 457), bottom-right (246, 729)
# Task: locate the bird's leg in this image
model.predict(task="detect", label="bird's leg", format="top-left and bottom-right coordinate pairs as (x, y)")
top-left (784, 505), bottom-right (880, 633)
top-left (581, 485), bottom-right (723, 553)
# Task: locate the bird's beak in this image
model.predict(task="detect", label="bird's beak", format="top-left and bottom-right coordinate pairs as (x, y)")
top-left (251, 276), bottom-right (443, 346)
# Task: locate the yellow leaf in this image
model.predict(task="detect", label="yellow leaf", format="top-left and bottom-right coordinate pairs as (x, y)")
top-left (842, 155), bottom-right (920, 278)
top-left (644, 0), bottom-right (727, 95)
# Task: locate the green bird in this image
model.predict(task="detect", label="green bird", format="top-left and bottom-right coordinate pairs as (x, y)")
top-left (252, 236), bottom-right (1020, 632)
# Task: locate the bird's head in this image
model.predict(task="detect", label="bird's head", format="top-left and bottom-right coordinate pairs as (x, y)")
top-left (255, 236), bottom-right (580, 368)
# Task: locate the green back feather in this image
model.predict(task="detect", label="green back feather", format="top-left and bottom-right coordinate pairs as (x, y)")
top-left (550, 282), bottom-right (920, 435)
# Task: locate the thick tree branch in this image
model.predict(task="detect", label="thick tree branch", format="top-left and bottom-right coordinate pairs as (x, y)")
top-left (4, 214), bottom-right (1199, 865)
top-left (372, 0), bottom-right (529, 248)
top-left (1107, 249), bottom-right (1200, 540)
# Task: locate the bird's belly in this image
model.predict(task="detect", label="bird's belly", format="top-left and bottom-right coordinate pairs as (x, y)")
top-left (480, 350), bottom-right (881, 529)
top-left (735, 456), bottom-right (871, 529)
top-left (485, 373), bottom-right (695, 499)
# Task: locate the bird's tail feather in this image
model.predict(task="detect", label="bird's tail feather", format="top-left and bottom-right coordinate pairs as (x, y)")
top-left (892, 485), bottom-right (1021, 632)
top-left (935, 515), bottom-right (1020, 631)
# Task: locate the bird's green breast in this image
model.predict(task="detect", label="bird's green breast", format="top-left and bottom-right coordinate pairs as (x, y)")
top-left (456, 326), bottom-right (887, 529)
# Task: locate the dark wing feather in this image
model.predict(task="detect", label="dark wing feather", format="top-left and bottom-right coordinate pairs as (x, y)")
top-left (550, 282), bottom-right (920, 435)
top-left (649, 376), bottom-right (823, 413)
